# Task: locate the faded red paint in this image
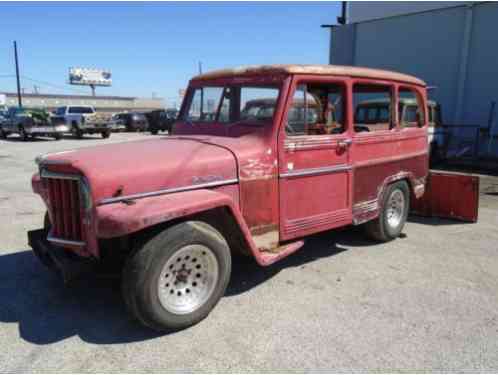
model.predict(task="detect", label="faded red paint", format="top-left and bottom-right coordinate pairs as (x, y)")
top-left (32, 65), bottom-right (435, 266)
top-left (411, 172), bottom-right (479, 222)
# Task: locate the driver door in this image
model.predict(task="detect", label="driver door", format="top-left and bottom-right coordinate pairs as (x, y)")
top-left (278, 78), bottom-right (353, 241)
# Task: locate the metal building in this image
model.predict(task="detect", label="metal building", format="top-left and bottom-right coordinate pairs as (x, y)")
top-left (0, 92), bottom-right (164, 114)
top-left (329, 2), bottom-right (498, 130)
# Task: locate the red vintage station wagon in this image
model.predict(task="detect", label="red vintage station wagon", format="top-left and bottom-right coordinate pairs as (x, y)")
top-left (30, 65), bottom-right (430, 331)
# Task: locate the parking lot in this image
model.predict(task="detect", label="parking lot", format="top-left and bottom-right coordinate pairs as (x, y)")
top-left (0, 132), bottom-right (498, 372)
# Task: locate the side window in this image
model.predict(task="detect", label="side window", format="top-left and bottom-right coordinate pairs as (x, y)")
top-left (240, 87), bottom-right (279, 124)
top-left (399, 87), bottom-right (425, 128)
top-left (285, 82), bottom-right (346, 136)
top-left (353, 84), bottom-right (393, 133)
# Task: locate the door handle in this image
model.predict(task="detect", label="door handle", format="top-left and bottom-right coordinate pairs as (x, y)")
top-left (338, 139), bottom-right (352, 148)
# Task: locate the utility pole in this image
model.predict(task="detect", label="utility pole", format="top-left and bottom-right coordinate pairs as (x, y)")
top-left (14, 41), bottom-right (22, 107)
top-left (198, 61), bottom-right (203, 74)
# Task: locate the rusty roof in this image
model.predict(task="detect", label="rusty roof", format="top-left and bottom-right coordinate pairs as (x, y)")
top-left (192, 64), bottom-right (426, 86)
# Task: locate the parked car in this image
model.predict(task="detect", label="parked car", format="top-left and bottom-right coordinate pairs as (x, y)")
top-left (108, 113), bottom-right (127, 132)
top-left (51, 105), bottom-right (112, 139)
top-left (0, 110), bottom-right (7, 127)
top-left (29, 64), bottom-right (432, 331)
top-left (146, 109), bottom-right (177, 135)
top-left (0, 107), bottom-right (69, 141)
top-left (113, 112), bottom-right (148, 132)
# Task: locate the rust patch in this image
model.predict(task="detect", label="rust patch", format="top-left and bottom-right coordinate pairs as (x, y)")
top-left (239, 158), bottom-right (277, 182)
top-left (250, 224), bottom-right (279, 251)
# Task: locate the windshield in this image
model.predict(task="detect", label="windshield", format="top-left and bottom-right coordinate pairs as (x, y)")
top-left (68, 106), bottom-right (94, 114)
top-left (183, 85), bottom-right (280, 127)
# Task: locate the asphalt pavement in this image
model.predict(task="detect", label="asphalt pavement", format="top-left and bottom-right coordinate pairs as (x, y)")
top-left (1, 132), bottom-right (497, 372)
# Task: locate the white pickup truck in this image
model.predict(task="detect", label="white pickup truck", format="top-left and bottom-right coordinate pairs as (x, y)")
top-left (52, 105), bottom-right (112, 139)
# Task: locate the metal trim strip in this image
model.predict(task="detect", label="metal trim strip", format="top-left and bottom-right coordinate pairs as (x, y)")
top-left (280, 164), bottom-right (352, 179)
top-left (41, 170), bottom-right (81, 181)
top-left (99, 178), bottom-right (239, 205)
top-left (47, 235), bottom-right (86, 247)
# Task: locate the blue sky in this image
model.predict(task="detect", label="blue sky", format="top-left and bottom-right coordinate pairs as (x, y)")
top-left (0, 2), bottom-right (339, 106)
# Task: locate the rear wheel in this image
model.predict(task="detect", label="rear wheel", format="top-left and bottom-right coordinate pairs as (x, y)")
top-left (101, 130), bottom-right (111, 139)
top-left (122, 221), bottom-right (231, 331)
top-left (53, 133), bottom-right (62, 140)
top-left (364, 180), bottom-right (409, 242)
top-left (0, 129), bottom-right (6, 139)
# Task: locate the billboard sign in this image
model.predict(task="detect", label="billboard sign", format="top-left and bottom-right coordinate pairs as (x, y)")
top-left (69, 67), bottom-right (112, 87)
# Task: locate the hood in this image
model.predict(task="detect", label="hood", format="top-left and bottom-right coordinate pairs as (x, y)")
top-left (41, 137), bottom-right (238, 204)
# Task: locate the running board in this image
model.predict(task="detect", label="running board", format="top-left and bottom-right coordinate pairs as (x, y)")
top-left (258, 240), bottom-right (305, 266)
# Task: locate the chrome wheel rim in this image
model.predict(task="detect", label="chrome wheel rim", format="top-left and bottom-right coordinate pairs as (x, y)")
top-left (158, 244), bottom-right (219, 315)
top-left (386, 189), bottom-right (405, 228)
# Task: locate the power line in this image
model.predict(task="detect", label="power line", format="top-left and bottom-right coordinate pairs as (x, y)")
top-left (20, 75), bottom-right (89, 94)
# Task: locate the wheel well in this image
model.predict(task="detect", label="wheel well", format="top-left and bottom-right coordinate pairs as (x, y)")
top-left (127, 207), bottom-right (251, 257)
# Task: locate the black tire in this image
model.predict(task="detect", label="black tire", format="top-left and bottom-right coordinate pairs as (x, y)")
top-left (53, 133), bottom-right (62, 141)
top-left (101, 130), bottom-right (111, 139)
top-left (150, 128), bottom-right (158, 135)
top-left (0, 129), bottom-right (6, 139)
top-left (364, 180), bottom-right (410, 242)
top-left (72, 123), bottom-right (83, 139)
top-left (19, 127), bottom-right (29, 141)
top-left (122, 221), bottom-right (232, 331)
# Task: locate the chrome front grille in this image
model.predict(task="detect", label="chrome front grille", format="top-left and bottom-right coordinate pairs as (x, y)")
top-left (42, 170), bottom-right (85, 245)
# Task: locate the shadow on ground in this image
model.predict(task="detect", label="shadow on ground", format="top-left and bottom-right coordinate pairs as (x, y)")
top-left (407, 214), bottom-right (467, 226)
top-left (0, 227), bottom-right (374, 346)
top-left (1, 136), bottom-right (52, 143)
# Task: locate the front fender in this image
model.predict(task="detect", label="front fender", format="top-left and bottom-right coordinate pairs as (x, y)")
top-left (96, 189), bottom-right (247, 239)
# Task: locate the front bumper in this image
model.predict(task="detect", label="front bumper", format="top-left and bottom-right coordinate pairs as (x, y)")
top-left (110, 123), bottom-right (126, 131)
top-left (28, 228), bottom-right (96, 283)
top-left (26, 125), bottom-right (69, 134)
top-left (82, 123), bottom-right (109, 130)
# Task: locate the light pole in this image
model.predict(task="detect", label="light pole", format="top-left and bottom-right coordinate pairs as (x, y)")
top-left (14, 41), bottom-right (22, 107)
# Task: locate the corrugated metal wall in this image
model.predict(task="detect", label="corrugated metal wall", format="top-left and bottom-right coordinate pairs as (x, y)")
top-left (330, 2), bottom-right (498, 129)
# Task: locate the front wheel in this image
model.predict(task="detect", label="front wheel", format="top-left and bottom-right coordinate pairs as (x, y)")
top-left (73, 124), bottom-right (83, 139)
top-left (364, 180), bottom-right (409, 242)
top-left (122, 221), bottom-right (231, 331)
top-left (53, 133), bottom-right (62, 140)
top-left (19, 127), bottom-right (29, 141)
top-left (101, 130), bottom-right (111, 139)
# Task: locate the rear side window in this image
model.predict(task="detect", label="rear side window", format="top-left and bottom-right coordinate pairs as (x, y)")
top-left (353, 84), bottom-right (393, 133)
top-left (399, 87), bottom-right (425, 128)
